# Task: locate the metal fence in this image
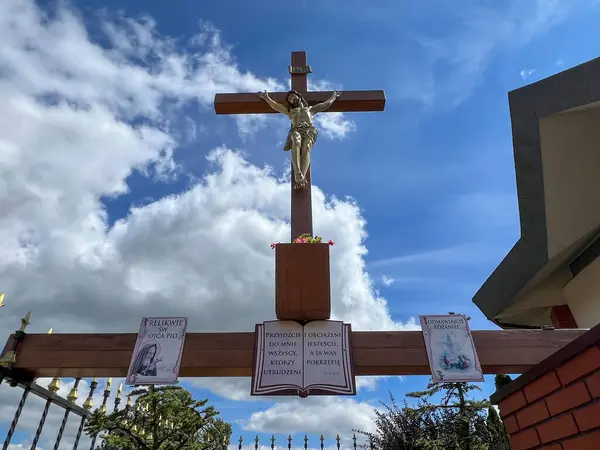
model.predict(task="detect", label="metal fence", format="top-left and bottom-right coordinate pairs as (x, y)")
top-left (0, 367), bottom-right (375, 450)
top-left (235, 434), bottom-right (374, 449)
top-left (0, 312), bottom-right (125, 450)
top-left (0, 368), bottom-right (103, 450)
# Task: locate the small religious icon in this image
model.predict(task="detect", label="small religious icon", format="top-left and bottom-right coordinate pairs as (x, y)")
top-left (126, 317), bottom-right (188, 385)
top-left (257, 90), bottom-right (342, 189)
top-left (131, 342), bottom-right (163, 378)
top-left (440, 334), bottom-right (471, 371)
top-left (420, 314), bottom-right (484, 383)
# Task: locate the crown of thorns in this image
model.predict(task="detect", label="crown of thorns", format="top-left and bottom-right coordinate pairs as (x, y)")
top-left (285, 90), bottom-right (308, 107)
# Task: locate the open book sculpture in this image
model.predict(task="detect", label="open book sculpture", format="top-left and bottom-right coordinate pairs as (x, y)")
top-left (251, 320), bottom-right (355, 396)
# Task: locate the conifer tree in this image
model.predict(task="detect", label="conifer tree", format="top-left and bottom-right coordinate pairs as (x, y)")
top-left (85, 385), bottom-right (231, 450)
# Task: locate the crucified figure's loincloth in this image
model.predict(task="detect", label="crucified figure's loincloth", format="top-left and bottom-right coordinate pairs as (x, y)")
top-left (284, 123), bottom-right (318, 151)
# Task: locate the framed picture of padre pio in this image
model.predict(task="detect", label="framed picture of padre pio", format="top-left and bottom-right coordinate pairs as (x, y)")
top-left (126, 317), bottom-right (188, 385)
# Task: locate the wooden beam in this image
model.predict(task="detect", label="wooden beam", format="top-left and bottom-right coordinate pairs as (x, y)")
top-left (551, 305), bottom-right (578, 329)
top-left (214, 90), bottom-right (386, 115)
top-left (1, 329), bottom-right (585, 378)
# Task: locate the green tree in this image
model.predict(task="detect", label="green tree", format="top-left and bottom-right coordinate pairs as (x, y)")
top-left (405, 381), bottom-right (490, 450)
top-left (359, 381), bottom-right (511, 450)
top-left (485, 406), bottom-right (510, 450)
top-left (85, 385), bottom-right (231, 450)
top-left (355, 393), bottom-right (440, 449)
top-left (494, 374), bottom-right (512, 391)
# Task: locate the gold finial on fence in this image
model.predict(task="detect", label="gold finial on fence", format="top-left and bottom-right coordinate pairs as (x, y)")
top-left (20, 311), bottom-right (31, 332)
top-left (114, 382), bottom-right (123, 411)
top-left (83, 395), bottom-right (94, 410)
top-left (0, 311), bottom-right (33, 367)
top-left (0, 292), bottom-right (5, 307)
top-left (67, 378), bottom-right (81, 402)
top-left (98, 378), bottom-right (112, 414)
top-left (0, 350), bottom-right (16, 367)
top-left (48, 377), bottom-right (61, 393)
top-left (48, 328), bottom-right (53, 334)
top-left (126, 395), bottom-right (132, 407)
top-left (83, 377), bottom-right (98, 410)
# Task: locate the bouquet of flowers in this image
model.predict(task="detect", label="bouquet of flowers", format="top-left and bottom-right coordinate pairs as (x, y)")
top-left (271, 233), bottom-right (334, 249)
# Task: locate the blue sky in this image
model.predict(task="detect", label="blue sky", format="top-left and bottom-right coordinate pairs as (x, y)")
top-left (1, 0), bottom-right (600, 448)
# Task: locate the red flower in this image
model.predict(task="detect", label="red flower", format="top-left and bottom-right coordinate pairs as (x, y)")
top-left (270, 243), bottom-right (277, 249)
top-left (328, 240), bottom-right (335, 246)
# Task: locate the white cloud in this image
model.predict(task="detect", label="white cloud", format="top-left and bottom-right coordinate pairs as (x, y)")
top-left (520, 68), bottom-right (536, 79)
top-left (370, 242), bottom-right (501, 268)
top-left (394, 0), bottom-right (593, 107)
top-left (381, 275), bottom-right (395, 286)
top-left (0, 0), bottom-right (410, 444)
top-left (241, 397), bottom-right (377, 436)
top-left (307, 79), bottom-right (356, 139)
top-left (314, 112), bottom-right (356, 140)
top-left (190, 375), bottom-right (387, 402)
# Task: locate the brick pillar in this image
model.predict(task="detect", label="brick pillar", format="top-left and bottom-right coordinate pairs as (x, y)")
top-left (491, 324), bottom-right (600, 449)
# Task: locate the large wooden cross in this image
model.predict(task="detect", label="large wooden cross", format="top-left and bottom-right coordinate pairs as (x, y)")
top-left (0, 51), bottom-right (586, 386)
top-left (214, 51), bottom-right (385, 240)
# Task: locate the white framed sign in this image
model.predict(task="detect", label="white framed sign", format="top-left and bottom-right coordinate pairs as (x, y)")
top-left (126, 317), bottom-right (188, 385)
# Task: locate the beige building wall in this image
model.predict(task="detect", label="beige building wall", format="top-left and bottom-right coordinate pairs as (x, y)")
top-left (564, 257), bottom-right (600, 328)
top-left (499, 267), bottom-right (571, 317)
top-left (539, 107), bottom-right (600, 259)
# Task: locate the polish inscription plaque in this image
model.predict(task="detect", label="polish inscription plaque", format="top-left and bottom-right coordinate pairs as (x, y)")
top-left (251, 320), bottom-right (355, 396)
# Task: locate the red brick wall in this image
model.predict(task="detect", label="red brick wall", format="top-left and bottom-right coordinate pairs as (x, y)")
top-left (496, 345), bottom-right (600, 449)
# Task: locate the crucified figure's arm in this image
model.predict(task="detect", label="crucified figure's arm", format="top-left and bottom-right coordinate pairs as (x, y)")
top-left (310, 90), bottom-right (342, 113)
top-left (257, 91), bottom-right (289, 115)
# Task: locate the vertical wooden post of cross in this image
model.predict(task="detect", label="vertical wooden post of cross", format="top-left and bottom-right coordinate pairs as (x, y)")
top-left (289, 51), bottom-right (312, 240)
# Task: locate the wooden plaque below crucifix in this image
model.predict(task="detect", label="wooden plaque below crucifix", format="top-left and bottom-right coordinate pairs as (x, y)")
top-left (251, 320), bottom-right (356, 397)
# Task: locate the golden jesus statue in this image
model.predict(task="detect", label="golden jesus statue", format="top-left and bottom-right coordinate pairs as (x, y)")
top-left (258, 89), bottom-right (341, 189)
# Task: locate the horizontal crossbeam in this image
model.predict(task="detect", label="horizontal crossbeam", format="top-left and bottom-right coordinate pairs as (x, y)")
top-left (214, 90), bottom-right (386, 115)
top-left (2, 329), bottom-right (584, 378)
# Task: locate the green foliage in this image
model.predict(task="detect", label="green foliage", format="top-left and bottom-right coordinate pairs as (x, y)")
top-left (357, 380), bottom-right (510, 450)
top-left (85, 385), bottom-right (231, 450)
top-left (485, 406), bottom-right (511, 450)
top-left (494, 374), bottom-right (512, 391)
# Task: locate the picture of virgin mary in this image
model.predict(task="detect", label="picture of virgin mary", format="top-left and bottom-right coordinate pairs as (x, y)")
top-left (131, 342), bottom-right (163, 378)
